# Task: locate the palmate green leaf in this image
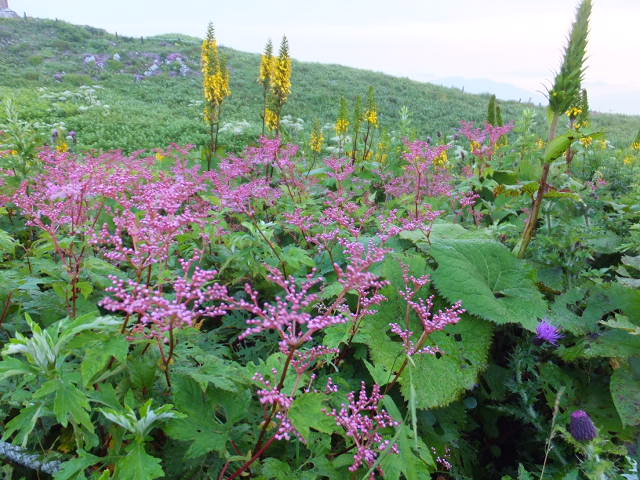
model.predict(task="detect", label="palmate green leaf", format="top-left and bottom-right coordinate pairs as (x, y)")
top-left (288, 393), bottom-right (337, 441)
top-left (164, 376), bottom-right (230, 458)
top-left (114, 442), bottom-right (163, 480)
top-left (430, 239), bottom-right (547, 331)
top-left (81, 335), bottom-right (129, 387)
top-left (51, 379), bottom-right (94, 433)
top-left (610, 360), bottom-right (640, 427)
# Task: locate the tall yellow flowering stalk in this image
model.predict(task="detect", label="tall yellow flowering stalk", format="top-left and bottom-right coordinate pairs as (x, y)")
top-left (306, 119), bottom-right (324, 174)
top-left (335, 97), bottom-right (350, 156)
top-left (361, 86), bottom-right (378, 162)
top-left (265, 36), bottom-right (292, 136)
top-left (258, 39), bottom-right (274, 136)
top-left (201, 22), bottom-right (230, 170)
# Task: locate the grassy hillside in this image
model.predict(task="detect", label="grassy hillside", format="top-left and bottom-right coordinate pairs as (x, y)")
top-left (0, 16), bottom-right (637, 152)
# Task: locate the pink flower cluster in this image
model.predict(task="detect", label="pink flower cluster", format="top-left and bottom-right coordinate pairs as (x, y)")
top-left (390, 265), bottom-right (465, 356)
top-left (458, 120), bottom-right (514, 159)
top-left (325, 382), bottom-right (399, 477)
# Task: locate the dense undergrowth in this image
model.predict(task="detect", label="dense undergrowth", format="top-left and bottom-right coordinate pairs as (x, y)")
top-left (0, 5), bottom-right (640, 480)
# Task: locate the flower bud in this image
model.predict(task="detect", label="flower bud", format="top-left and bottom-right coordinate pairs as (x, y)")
top-left (570, 410), bottom-right (597, 442)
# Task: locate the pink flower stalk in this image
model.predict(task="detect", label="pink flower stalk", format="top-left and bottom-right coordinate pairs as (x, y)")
top-left (253, 371), bottom-right (301, 441)
top-left (335, 239), bottom-right (390, 294)
top-left (230, 267), bottom-right (349, 354)
top-left (211, 176), bottom-right (281, 216)
top-left (391, 265), bottom-right (465, 356)
top-left (384, 140), bottom-right (455, 221)
top-left (325, 382), bottom-right (399, 478)
top-left (458, 121), bottom-right (514, 159)
top-left (100, 254), bottom-right (227, 338)
top-left (325, 156), bottom-right (355, 186)
top-left (291, 345), bottom-right (340, 375)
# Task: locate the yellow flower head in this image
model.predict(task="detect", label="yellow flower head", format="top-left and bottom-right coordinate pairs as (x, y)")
top-left (633, 142), bottom-right (640, 151)
top-left (336, 118), bottom-right (350, 136)
top-left (535, 138), bottom-right (545, 150)
top-left (580, 136), bottom-right (593, 147)
top-left (598, 139), bottom-right (608, 150)
top-left (56, 142), bottom-right (69, 153)
top-left (10, 149), bottom-right (18, 156)
top-left (470, 141), bottom-right (482, 152)
top-left (623, 156), bottom-right (634, 166)
top-left (155, 152), bottom-right (165, 161)
top-left (434, 150), bottom-right (448, 168)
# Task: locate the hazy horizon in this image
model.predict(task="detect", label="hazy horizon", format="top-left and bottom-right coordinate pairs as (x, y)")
top-left (9, 0), bottom-right (640, 115)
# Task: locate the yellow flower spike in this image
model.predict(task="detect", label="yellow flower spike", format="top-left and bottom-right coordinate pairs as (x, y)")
top-left (310, 132), bottom-right (324, 153)
top-left (336, 119), bottom-right (350, 136)
top-left (265, 108), bottom-right (279, 131)
top-left (366, 110), bottom-right (378, 126)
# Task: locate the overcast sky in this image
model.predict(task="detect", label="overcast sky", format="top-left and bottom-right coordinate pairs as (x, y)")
top-left (9, 0), bottom-right (640, 115)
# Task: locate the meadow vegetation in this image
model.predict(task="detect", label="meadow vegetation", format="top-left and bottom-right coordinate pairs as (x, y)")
top-left (0, 2), bottom-right (639, 479)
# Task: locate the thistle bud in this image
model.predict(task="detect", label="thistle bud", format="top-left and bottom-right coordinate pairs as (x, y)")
top-left (570, 410), bottom-right (597, 442)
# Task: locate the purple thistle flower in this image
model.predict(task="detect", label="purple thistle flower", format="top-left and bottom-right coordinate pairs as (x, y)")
top-left (570, 410), bottom-right (597, 442)
top-left (535, 320), bottom-right (563, 345)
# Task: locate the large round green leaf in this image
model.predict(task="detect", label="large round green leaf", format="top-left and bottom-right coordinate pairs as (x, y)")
top-left (430, 239), bottom-right (547, 331)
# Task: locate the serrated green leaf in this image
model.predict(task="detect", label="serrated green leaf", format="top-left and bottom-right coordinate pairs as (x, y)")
top-left (54, 450), bottom-right (102, 480)
top-left (583, 330), bottom-right (640, 359)
top-left (288, 393), bottom-right (336, 441)
top-left (430, 239), bottom-right (547, 330)
top-left (2, 403), bottom-right (44, 447)
top-left (114, 442), bottom-right (163, 480)
top-left (260, 458), bottom-right (293, 479)
top-left (610, 361), bottom-right (640, 426)
top-left (81, 336), bottom-right (128, 387)
top-left (364, 308), bottom-right (493, 408)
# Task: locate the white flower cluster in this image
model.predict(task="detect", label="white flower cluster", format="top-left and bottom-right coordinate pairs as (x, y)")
top-left (219, 120), bottom-right (252, 135)
top-left (280, 115), bottom-right (304, 132)
top-left (38, 85), bottom-right (110, 112)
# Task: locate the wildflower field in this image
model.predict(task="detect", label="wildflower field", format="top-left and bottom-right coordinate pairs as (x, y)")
top-left (0, 1), bottom-right (639, 479)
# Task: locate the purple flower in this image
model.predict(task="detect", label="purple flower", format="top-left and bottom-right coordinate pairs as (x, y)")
top-left (570, 410), bottom-right (597, 442)
top-left (535, 320), bottom-right (563, 345)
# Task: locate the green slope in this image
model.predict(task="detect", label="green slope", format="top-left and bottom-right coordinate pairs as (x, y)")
top-left (0, 17), bottom-right (637, 152)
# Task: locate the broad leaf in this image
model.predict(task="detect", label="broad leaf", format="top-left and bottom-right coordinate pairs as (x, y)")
top-left (430, 239), bottom-right (547, 330)
top-left (610, 360), bottom-right (640, 426)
